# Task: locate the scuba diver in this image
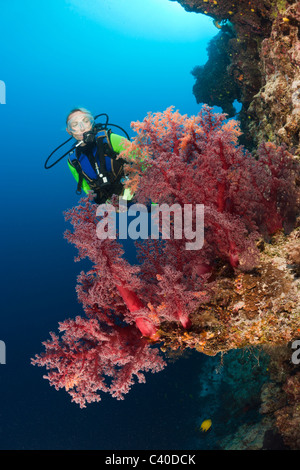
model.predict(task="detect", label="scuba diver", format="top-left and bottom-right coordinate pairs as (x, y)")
top-left (45, 107), bottom-right (133, 205)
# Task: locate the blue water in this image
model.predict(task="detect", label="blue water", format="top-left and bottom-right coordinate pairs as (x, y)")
top-left (0, 0), bottom-right (263, 450)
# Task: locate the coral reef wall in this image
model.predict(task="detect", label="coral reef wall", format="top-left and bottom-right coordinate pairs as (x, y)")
top-left (172, 0), bottom-right (300, 156)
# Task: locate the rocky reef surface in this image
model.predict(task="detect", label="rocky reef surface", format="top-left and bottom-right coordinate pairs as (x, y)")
top-left (159, 224), bottom-right (299, 449)
top-left (160, 226), bottom-right (300, 356)
top-left (172, 0), bottom-right (300, 156)
top-left (169, 0), bottom-right (300, 449)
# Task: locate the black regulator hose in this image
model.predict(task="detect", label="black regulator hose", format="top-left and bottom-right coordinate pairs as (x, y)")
top-left (44, 136), bottom-right (74, 169)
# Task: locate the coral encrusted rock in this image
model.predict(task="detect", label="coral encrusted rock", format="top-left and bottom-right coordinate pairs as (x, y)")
top-left (173, 0), bottom-right (300, 156)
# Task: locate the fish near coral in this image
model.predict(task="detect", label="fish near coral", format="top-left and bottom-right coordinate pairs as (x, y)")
top-left (200, 419), bottom-right (212, 432)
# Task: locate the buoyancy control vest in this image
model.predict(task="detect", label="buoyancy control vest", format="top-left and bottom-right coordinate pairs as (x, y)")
top-left (67, 129), bottom-right (128, 204)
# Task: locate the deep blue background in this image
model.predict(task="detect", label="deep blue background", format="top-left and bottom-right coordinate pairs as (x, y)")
top-left (0, 0), bottom-right (230, 450)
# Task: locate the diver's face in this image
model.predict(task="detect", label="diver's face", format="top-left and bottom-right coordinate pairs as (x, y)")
top-left (66, 111), bottom-right (93, 141)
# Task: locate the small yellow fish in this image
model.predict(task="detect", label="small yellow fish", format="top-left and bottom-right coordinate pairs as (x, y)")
top-left (200, 419), bottom-right (212, 432)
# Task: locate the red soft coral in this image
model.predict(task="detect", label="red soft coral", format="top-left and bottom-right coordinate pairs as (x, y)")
top-left (32, 106), bottom-right (299, 407)
top-left (64, 196), bottom-right (158, 338)
top-left (31, 316), bottom-right (165, 408)
top-left (121, 106), bottom-right (299, 267)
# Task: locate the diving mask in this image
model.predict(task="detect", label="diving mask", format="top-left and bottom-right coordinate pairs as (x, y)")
top-left (67, 113), bottom-right (95, 133)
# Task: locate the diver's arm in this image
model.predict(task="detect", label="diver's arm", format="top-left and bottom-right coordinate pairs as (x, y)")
top-left (109, 132), bottom-right (128, 154)
top-left (109, 133), bottom-right (134, 201)
top-left (110, 133), bottom-right (156, 206)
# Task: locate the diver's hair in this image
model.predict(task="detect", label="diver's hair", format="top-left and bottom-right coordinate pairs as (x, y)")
top-left (66, 107), bottom-right (93, 125)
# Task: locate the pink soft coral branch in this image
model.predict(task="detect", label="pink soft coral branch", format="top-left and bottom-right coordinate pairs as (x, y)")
top-left (31, 317), bottom-right (165, 408)
top-left (64, 195), bottom-right (158, 338)
top-left (121, 106), bottom-right (299, 266)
